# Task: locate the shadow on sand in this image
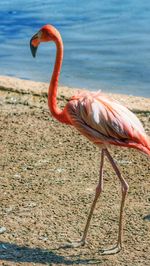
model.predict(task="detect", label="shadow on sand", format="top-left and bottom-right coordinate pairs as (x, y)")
top-left (0, 241), bottom-right (102, 265)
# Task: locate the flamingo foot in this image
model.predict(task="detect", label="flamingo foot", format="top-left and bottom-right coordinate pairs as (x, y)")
top-left (60, 239), bottom-right (85, 249)
top-left (99, 244), bottom-right (122, 255)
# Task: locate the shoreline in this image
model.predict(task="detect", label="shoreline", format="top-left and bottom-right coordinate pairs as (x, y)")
top-left (0, 75), bottom-right (150, 112)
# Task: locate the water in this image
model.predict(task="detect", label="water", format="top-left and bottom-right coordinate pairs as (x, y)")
top-left (0, 0), bottom-right (150, 97)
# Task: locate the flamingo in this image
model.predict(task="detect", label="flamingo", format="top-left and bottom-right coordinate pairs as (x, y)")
top-left (30, 24), bottom-right (150, 255)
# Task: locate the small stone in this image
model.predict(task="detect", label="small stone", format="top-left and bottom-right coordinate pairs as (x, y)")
top-left (0, 227), bottom-right (6, 234)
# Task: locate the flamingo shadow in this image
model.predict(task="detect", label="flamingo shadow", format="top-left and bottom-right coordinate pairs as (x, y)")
top-left (0, 241), bottom-right (101, 265)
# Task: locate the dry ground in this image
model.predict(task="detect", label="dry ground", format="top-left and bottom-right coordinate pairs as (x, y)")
top-left (0, 77), bottom-right (150, 265)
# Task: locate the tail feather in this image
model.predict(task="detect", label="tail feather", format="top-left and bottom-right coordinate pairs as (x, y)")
top-left (124, 139), bottom-right (150, 156)
top-left (134, 143), bottom-right (150, 156)
top-left (127, 132), bottom-right (150, 156)
top-left (108, 135), bottom-right (150, 156)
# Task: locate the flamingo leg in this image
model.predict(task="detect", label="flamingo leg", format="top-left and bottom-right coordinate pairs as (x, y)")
top-left (100, 149), bottom-right (129, 255)
top-left (63, 149), bottom-right (105, 248)
top-left (81, 148), bottom-right (105, 244)
top-left (62, 148), bottom-right (128, 254)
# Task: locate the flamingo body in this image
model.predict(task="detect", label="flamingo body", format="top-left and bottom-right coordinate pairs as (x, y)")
top-left (30, 24), bottom-right (150, 254)
top-left (64, 90), bottom-right (150, 155)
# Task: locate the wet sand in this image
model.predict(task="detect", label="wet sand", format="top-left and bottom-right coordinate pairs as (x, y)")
top-left (0, 76), bottom-right (150, 265)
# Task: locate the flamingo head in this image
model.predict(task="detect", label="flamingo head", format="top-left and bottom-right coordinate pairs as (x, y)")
top-left (30, 24), bottom-right (61, 57)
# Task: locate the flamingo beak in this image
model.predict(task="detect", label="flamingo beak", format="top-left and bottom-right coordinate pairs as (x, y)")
top-left (30, 33), bottom-right (39, 58)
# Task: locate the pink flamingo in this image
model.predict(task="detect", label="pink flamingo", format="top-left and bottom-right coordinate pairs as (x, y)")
top-left (30, 24), bottom-right (150, 254)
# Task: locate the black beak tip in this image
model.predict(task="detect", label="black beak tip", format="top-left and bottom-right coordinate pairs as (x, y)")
top-left (30, 39), bottom-right (37, 58)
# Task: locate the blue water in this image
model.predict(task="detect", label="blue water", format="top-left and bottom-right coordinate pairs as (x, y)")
top-left (0, 0), bottom-right (150, 97)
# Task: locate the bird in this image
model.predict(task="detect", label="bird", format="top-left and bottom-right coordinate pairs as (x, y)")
top-left (30, 24), bottom-right (150, 255)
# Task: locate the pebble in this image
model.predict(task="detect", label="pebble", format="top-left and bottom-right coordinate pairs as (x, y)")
top-left (0, 227), bottom-right (6, 234)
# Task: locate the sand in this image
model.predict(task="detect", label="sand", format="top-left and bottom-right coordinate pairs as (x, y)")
top-left (0, 76), bottom-right (150, 266)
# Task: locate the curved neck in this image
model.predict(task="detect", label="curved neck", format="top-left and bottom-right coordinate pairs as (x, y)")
top-left (48, 35), bottom-right (68, 123)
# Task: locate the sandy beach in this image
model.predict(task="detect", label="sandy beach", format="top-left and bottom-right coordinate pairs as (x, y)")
top-left (0, 76), bottom-right (150, 266)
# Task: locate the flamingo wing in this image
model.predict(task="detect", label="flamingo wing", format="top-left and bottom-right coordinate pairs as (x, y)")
top-left (65, 91), bottom-right (150, 153)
